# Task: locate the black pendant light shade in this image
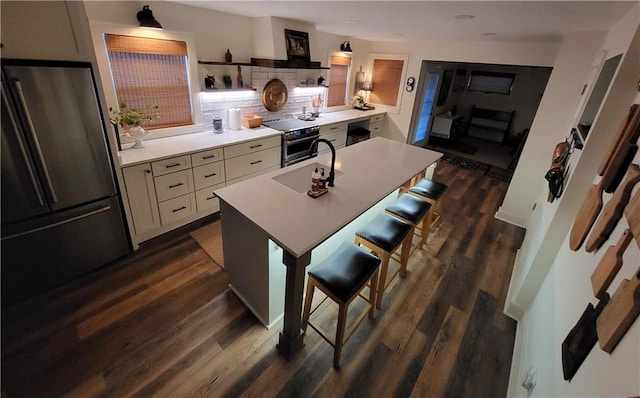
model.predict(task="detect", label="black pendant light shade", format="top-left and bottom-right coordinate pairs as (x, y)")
top-left (137, 5), bottom-right (163, 29)
top-left (340, 41), bottom-right (353, 53)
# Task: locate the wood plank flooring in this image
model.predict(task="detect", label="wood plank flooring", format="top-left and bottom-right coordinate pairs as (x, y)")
top-left (1, 161), bottom-right (524, 398)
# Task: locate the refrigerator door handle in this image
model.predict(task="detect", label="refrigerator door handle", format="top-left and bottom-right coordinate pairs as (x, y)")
top-left (12, 79), bottom-right (59, 204)
top-left (2, 205), bottom-right (112, 240)
top-left (1, 86), bottom-right (45, 207)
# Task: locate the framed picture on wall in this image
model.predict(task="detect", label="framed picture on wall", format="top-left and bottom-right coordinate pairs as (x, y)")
top-left (284, 29), bottom-right (310, 64)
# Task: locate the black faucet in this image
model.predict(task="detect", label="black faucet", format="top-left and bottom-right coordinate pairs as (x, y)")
top-left (309, 138), bottom-right (336, 187)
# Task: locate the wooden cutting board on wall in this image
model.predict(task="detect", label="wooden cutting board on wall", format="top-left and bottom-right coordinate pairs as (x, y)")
top-left (624, 188), bottom-right (640, 248)
top-left (569, 104), bottom-right (640, 251)
top-left (591, 229), bottom-right (633, 298)
top-left (596, 266), bottom-right (640, 353)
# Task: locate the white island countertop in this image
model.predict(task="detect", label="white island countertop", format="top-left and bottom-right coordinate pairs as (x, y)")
top-left (215, 137), bottom-right (442, 257)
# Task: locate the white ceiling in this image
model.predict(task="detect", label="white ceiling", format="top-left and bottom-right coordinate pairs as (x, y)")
top-left (171, 1), bottom-right (636, 43)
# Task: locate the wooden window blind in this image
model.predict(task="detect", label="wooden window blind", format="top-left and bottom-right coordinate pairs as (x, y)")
top-left (327, 55), bottom-right (351, 107)
top-left (369, 59), bottom-right (404, 106)
top-left (105, 34), bottom-right (192, 129)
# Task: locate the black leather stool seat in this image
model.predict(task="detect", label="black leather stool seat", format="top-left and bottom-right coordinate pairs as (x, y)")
top-left (385, 194), bottom-right (432, 224)
top-left (309, 242), bottom-right (381, 303)
top-left (409, 178), bottom-right (448, 200)
top-left (355, 213), bottom-right (412, 253)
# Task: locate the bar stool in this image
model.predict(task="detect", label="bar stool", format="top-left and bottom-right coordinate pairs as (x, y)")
top-left (354, 213), bottom-right (412, 308)
top-left (385, 193), bottom-right (432, 253)
top-left (407, 178), bottom-right (448, 237)
top-left (302, 241), bottom-right (381, 368)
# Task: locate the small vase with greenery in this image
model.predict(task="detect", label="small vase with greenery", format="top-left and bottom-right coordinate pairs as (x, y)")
top-left (223, 74), bottom-right (233, 89)
top-left (109, 102), bottom-right (159, 149)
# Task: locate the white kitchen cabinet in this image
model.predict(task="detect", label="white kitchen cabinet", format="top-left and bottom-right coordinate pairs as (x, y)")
top-left (193, 161), bottom-right (225, 190)
top-left (224, 136), bottom-right (281, 159)
top-left (154, 169), bottom-right (195, 202)
top-left (195, 182), bottom-right (226, 213)
top-left (158, 193), bottom-right (197, 225)
top-left (319, 122), bottom-right (348, 153)
top-left (369, 114), bottom-right (385, 138)
top-left (122, 163), bottom-right (161, 236)
top-left (0, 1), bottom-right (94, 61)
top-left (225, 146), bottom-right (281, 181)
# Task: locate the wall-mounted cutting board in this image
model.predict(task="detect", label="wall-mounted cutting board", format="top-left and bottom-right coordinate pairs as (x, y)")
top-left (586, 164), bottom-right (640, 252)
top-left (596, 266), bottom-right (640, 353)
top-left (624, 189), bottom-right (640, 248)
top-left (569, 105), bottom-right (640, 251)
top-left (591, 229), bottom-right (633, 298)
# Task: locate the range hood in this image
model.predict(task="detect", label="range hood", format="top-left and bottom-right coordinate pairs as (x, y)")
top-left (250, 17), bottom-right (328, 70)
top-left (251, 58), bottom-right (327, 69)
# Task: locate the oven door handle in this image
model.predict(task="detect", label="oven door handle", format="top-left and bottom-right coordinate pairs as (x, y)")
top-left (284, 134), bottom-right (320, 146)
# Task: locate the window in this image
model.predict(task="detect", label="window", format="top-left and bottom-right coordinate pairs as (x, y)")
top-left (369, 59), bottom-right (404, 106)
top-left (467, 71), bottom-right (515, 95)
top-left (326, 55), bottom-right (351, 108)
top-left (366, 54), bottom-right (409, 112)
top-left (105, 34), bottom-right (193, 129)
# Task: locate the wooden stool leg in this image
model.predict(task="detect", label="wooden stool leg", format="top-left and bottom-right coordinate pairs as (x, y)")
top-left (369, 268), bottom-right (379, 318)
top-left (302, 279), bottom-right (315, 331)
top-left (334, 304), bottom-right (348, 368)
top-left (376, 254), bottom-right (391, 308)
top-left (399, 234), bottom-right (412, 277)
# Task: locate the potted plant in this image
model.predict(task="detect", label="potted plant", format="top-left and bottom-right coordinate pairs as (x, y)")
top-left (223, 74), bottom-right (233, 89)
top-left (109, 102), bottom-right (159, 149)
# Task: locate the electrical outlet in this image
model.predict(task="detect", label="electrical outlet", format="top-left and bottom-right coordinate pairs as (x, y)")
top-left (521, 367), bottom-right (536, 393)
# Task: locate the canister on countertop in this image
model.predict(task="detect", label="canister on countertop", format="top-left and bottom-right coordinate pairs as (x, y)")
top-left (213, 116), bottom-right (223, 133)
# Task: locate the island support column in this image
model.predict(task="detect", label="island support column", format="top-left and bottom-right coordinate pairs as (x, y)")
top-left (277, 249), bottom-right (312, 357)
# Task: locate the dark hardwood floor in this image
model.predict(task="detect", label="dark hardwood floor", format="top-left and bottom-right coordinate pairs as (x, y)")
top-left (1, 161), bottom-right (524, 397)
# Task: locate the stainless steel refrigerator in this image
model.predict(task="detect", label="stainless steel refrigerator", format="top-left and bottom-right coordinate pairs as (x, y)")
top-left (1, 60), bottom-right (130, 306)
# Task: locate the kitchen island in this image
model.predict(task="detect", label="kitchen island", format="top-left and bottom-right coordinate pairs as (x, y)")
top-left (214, 137), bottom-right (442, 357)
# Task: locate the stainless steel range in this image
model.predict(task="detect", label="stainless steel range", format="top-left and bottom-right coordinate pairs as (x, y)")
top-left (262, 117), bottom-right (320, 167)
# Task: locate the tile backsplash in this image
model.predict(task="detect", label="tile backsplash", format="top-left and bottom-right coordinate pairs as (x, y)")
top-left (199, 67), bottom-right (326, 126)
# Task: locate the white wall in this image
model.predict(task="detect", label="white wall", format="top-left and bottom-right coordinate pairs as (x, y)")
top-left (508, 6), bottom-right (640, 396)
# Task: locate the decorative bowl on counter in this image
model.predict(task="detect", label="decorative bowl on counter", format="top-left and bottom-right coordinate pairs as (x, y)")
top-left (242, 114), bottom-right (263, 128)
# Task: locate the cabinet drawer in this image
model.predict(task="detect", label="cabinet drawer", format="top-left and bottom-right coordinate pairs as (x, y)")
top-left (320, 122), bottom-right (348, 136)
top-left (151, 155), bottom-right (192, 176)
top-left (154, 169), bottom-right (195, 202)
top-left (225, 146), bottom-right (281, 181)
top-left (320, 130), bottom-right (347, 152)
top-left (193, 161), bottom-right (225, 190)
top-left (370, 114), bottom-right (385, 124)
top-left (369, 121), bottom-right (384, 137)
top-left (224, 136), bottom-right (281, 159)
top-left (158, 193), bottom-right (196, 225)
top-left (225, 164), bottom-right (281, 186)
top-left (195, 183), bottom-right (225, 213)
top-left (191, 148), bottom-right (223, 167)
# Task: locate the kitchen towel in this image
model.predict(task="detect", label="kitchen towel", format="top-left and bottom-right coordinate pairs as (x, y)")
top-left (226, 108), bottom-right (242, 131)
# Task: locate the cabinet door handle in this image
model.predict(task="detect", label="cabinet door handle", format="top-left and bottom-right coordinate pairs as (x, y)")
top-left (202, 154), bottom-right (216, 159)
top-left (250, 160), bottom-right (263, 165)
top-left (165, 163), bottom-right (182, 168)
top-left (169, 182), bottom-right (184, 188)
top-left (330, 126), bottom-right (338, 130)
top-left (172, 206), bottom-right (187, 213)
top-left (145, 169), bottom-right (152, 174)
top-left (206, 194), bottom-right (217, 200)
top-left (204, 173), bottom-right (217, 178)
top-left (249, 144), bottom-right (263, 149)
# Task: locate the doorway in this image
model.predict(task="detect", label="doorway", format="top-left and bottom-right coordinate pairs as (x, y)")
top-left (409, 61), bottom-right (552, 176)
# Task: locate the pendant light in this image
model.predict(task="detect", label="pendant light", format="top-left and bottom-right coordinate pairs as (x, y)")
top-left (137, 5), bottom-right (163, 30)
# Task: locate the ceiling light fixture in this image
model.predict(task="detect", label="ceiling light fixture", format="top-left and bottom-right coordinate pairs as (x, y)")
top-left (137, 5), bottom-right (163, 29)
top-left (340, 41), bottom-right (353, 53)
top-left (454, 14), bottom-right (475, 20)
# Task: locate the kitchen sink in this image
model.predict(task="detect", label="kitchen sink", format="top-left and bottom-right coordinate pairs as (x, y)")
top-left (272, 162), bottom-right (343, 194)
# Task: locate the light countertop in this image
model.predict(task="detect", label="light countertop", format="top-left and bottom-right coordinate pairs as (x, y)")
top-left (116, 108), bottom-right (386, 167)
top-left (215, 137), bottom-right (442, 257)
